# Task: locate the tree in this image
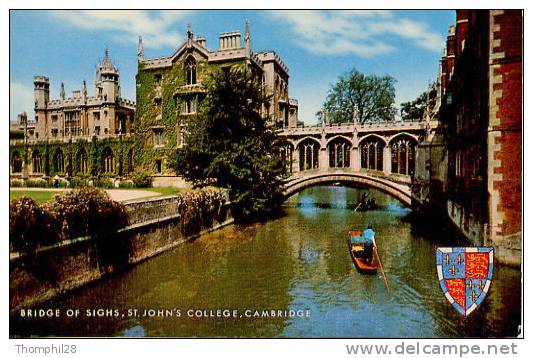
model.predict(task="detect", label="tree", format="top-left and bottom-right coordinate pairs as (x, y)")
top-left (173, 66), bottom-right (287, 220)
top-left (400, 91), bottom-right (428, 120)
top-left (400, 82), bottom-right (438, 121)
top-left (322, 69), bottom-right (397, 124)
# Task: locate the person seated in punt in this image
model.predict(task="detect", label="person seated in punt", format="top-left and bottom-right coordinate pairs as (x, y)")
top-left (362, 227), bottom-right (375, 263)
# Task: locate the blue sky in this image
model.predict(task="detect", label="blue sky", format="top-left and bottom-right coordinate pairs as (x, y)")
top-left (10, 10), bottom-right (455, 124)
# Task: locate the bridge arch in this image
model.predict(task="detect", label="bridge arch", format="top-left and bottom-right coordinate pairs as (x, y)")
top-left (284, 171), bottom-right (412, 206)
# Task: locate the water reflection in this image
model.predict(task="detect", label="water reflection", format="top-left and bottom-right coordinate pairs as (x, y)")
top-left (11, 186), bottom-right (521, 337)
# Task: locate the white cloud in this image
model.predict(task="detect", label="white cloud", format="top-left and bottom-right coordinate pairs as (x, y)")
top-left (10, 82), bottom-right (34, 122)
top-left (50, 10), bottom-right (193, 49)
top-left (268, 10), bottom-right (444, 57)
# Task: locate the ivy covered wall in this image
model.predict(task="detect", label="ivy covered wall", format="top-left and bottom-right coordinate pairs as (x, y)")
top-left (9, 137), bottom-right (135, 178)
top-left (135, 51), bottom-right (246, 175)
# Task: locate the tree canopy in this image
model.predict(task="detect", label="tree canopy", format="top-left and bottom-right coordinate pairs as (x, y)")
top-left (322, 69), bottom-right (397, 124)
top-left (173, 66), bottom-right (286, 220)
top-left (400, 82), bottom-right (438, 121)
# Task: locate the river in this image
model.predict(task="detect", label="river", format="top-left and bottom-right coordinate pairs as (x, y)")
top-left (10, 186), bottom-right (521, 338)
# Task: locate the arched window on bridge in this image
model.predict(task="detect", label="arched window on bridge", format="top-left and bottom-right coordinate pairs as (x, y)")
top-left (53, 148), bottom-right (65, 173)
top-left (280, 144), bottom-right (294, 175)
top-left (390, 137), bottom-right (416, 175)
top-left (328, 137), bottom-right (351, 168)
top-left (102, 147), bottom-right (115, 173)
top-left (298, 139), bottom-right (319, 171)
top-left (11, 151), bottom-right (22, 173)
top-left (360, 137), bottom-right (384, 171)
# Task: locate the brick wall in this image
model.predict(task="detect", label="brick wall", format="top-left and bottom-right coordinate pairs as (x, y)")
top-left (491, 10), bottom-right (522, 238)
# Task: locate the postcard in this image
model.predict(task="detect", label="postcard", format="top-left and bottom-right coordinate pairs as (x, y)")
top-left (8, 9), bottom-right (522, 345)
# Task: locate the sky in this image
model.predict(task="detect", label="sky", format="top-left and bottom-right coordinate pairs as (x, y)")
top-left (9, 10), bottom-right (455, 124)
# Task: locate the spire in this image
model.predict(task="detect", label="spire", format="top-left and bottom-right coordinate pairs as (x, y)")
top-left (83, 80), bottom-right (88, 101)
top-left (245, 19), bottom-right (251, 57)
top-left (60, 82), bottom-right (65, 100)
top-left (104, 47), bottom-right (110, 64)
top-left (138, 35), bottom-right (144, 61)
top-left (245, 19), bottom-right (250, 40)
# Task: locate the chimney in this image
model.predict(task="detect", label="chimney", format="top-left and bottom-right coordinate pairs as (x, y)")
top-left (72, 90), bottom-right (81, 99)
top-left (219, 31), bottom-right (241, 50)
top-left (196, 36), bottom-right (207, 48)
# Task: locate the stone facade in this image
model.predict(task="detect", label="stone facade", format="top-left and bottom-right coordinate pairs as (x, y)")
top-left (134, 21), bottom-right (298, 175)
top-left (415, 10), bottom-right (522, 266)
top-left (10, 49), bottom-right (136, 179)
top-left (33, 49), bottom-right (135, 141)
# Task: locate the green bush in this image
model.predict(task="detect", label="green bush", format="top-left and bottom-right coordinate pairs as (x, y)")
top-left (132, 171), bottom-right (152, 188)
top-left (52, 179), bottom-right (69, 188)
top-left (118, 180), bottom-right (134, 189)
top-left (177, 187), bottom-right (227, 236)
top-left (47, 187), bottom-right (128, 240)
top-left (95, 177), bottom-right (114, 189)
top-left (9, 197), bottom-right (59, 253)
top-left (70, 177), bottom-right (90, 188)
top-left (10, 179), bottom-right (24, 187)
top-left (25, 179), bottom-right (49, 188)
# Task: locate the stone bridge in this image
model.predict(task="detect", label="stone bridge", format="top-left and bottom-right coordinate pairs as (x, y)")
top-left (278, 119), bottom-right (439, 206)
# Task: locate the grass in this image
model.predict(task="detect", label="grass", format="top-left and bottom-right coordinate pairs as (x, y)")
top-left (9, 190), bottom-right (58, 204)
top-left (142, 187), bottom-right (189, 196)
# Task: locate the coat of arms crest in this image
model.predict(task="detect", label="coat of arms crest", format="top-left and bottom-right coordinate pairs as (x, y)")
top-left (436, 247), bottom-right (494, 316)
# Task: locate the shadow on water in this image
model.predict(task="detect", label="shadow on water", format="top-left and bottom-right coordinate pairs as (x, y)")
top-left (11, 185), bottom-right (521, 338)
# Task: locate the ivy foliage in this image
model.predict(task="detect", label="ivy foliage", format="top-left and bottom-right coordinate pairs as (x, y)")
top-left (9, 136), bottom-right (134, 179)
top-left (173, 67), bottom-right (287, 221)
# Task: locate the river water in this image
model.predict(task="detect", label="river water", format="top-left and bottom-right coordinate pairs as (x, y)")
top-left (11, 186), bottom-right (521, 338)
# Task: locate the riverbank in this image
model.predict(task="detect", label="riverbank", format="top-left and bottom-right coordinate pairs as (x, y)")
top-left (9, 191), bottom-right (233, 314)
top-left (10, 186), bottom-right (521, 338)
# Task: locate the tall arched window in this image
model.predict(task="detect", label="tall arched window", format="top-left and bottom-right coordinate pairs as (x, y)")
top-left (390, 137), bottom-right (416, 175)
top-left (102, 147), bottom-right (115, 173)
top-left (32, 150), bottom-right (42, 174)
top-left (54, 149), bottom-right (65, 173)
top-left (77, 148), bottom-right (88, 174)
top-left (298, 139), bottom-right (319, 171)
top-left (328, 137), bottom-right (351, 168)
top-left (12, 151), bottom-right (22, 173)
top-left (360, 137), bottom-right (385, 171)
top-left (185, 57), bottom-right (197, 85)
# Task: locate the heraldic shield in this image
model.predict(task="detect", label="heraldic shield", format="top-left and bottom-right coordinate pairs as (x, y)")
top-left (436, 247), bottom-right (494, 316)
